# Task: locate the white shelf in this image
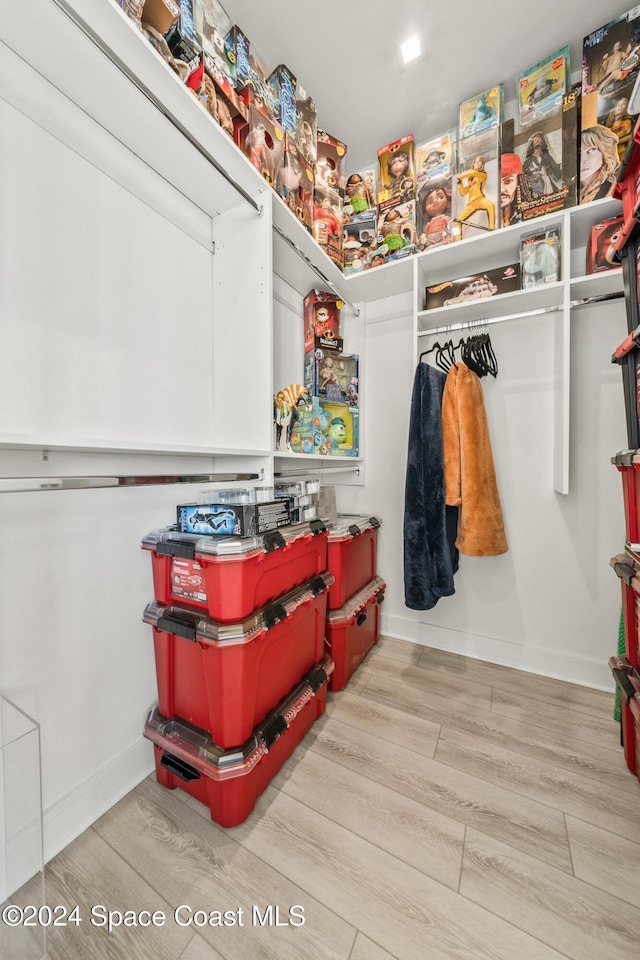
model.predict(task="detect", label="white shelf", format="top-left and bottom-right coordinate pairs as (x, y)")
top-left (343, 257), bottom-right (415, 302)
top-left (0, 434), bottom-right (272, 458)
top-left (570, 268), bottom-right (624, 300)
top-left (417, 282), bottom-right (564, 332)
top-left (568, 197), bottom-right (623, 252)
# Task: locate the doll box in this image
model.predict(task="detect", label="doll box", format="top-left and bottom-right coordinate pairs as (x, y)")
top-left (289, 398), bottom-right (359, 457)
top-left (609, 656), bottom-right (640, 782)
top-left (368, 199), bottom-right (416, 269)
top-left (304, 349), bottom-right (359, 404)
top-left (344, 168), bottom-right (377, 222)
top-left (312, 183), bottom-right (344, 268)
top-left (326, 515), bottom-right (381, 610)
top-left (316, 130), bottom-right (348, 193)
top-left (343, 216), bottom-right (378, 275)
top-left (146, 655), bottom-right (333, 826)
top-left (143, 572), bottom-right (333, 748)
top-left (142, 518), bottom-right (329, 622)
top-left (325, 576), bottom-right (386, 691)
top-left (177, 500), bottom-right (290, 537)
top-left (587, 216), bottom-right (624, 273)
top-left (377, 135), bottom-right (416, 206)
top-left (278, 134), bottom-right (314, 232)
top-left (303, 290), bottom-right (343, 352)
top-left (295, 86), bottom-right (317, 168)
top-left (425, 263), bottom-right (520, 310)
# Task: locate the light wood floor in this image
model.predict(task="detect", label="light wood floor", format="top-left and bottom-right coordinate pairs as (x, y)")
top-left (3, 637), bottom-right (640, 960)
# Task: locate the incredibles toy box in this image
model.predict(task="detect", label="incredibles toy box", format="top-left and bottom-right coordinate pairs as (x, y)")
top-left (289, 398), bottom-right (359, 457)
top-left (316, 130), bottom-right (348, 193)
top-left (304, 348), bottom-right (359, 404)
top-left (312, 182), bottom-right (343, 267)
top-left (425, 263), bottom-right (520, 310)
top-left (143, 573), bottom-right (333, 748)
top-left (142, 518), bottom-right (329, 622)
top-left (304, 289), bottom-right (343, 352)
top-left (587, 215), bottom-right (624, 272)
top-left (242, 106), bottom-right (284, 187)
top-left (377, 135), bottom-right (416, 208)
top-left (146, 655), bottom-right (333, 826)
top-left (326, 515), bottom-right (381, 610)
top-left (277, 134), bottom-right (314, 231)
top-left (326, 576), bottom-right (386, 690)
top-left (177, 499), bottom-right (290, 537)
top-left (296, 85), bottom-right (317, 167)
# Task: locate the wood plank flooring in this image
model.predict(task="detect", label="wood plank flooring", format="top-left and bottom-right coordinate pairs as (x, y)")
top-left (2, 638), bottom-right (639, 960)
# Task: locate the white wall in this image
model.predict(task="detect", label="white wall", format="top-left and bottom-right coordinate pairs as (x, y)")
top-left (339, 291), bottom-right (628, 689)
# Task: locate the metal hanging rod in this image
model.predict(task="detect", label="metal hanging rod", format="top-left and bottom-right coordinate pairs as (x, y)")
top-left (274, 465), bottom-right (360, 478)
top-left (0, 473), bottom-right (259, 494)
top-left (272, 224), bottom-right (360, 317)
top-left (50, 0), bottom-right (261, 215)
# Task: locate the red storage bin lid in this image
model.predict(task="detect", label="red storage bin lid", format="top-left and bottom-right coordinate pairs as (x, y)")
top-left (327, 514), bottom-right (381, 542)
top-left (143, 654), bottom-right (335, 781)
top-left (141, 518), bottom-right (327, 561)
top-left (611, 450), bottom-right (637, 466)
top-left (143, 570), bottom-right (334, 644)
top-left (326, 576), bottom-right (386, 625)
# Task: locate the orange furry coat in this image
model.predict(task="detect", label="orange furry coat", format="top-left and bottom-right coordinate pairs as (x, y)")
top-left (442, 361), bottom-right (508, 556)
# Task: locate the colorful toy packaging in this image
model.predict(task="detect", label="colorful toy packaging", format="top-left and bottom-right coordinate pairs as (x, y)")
top-left (581, 9), bottom-right (640, 203)
top-left (268, 64), bottom-right (297, 134)
top-left (458, 86), bottom-right (503, 164)
top-left (586, 215), bottom-right (624, 273)
top-left (343, 216), bottom-right (378, 275)
top-left (277, 135), bottom-right (314, 231)
top-left (455, 87), bottom-right (502, 236)
top-left (290, 398), bottom-right (359, 457)
top-left (177, 499), bottom-right (291, 537)
top-left (377, 135), bottom-right (416, 209)
top-left (224, 23), bottom-right (250, 88)
top-left (296, 86), bottom-right (317, 168)
top-left (304, 348), bottom-right (359, 404)
top-left (139, 0), bottom-right (179, 33)
top-left (416, 131), bottom-right (455, 191)
top-left (303, 290), bottom-right (343, 352)
top-left (187, 0), bottom-right (235, 88)
top-left (316, 131), bottom-right (348, 193)
top-left (367, 200), bottom-right (416, 266)
top-left (415, 132), bottom-right (455, 250)
top-left (344, 168), bottom-right (377, 221)
top-left (204, 53), bottom-right (247, 142)
top-left (312, 183), bottom-right (344, 267)
top-left (243, 106), bottom-right (284, 187)
top-left (517, 46), bottom-right (569, 131)
top-left (425, 264), bottom-right (520, 310)
top-left (520, 227), bottom-right (561, 287)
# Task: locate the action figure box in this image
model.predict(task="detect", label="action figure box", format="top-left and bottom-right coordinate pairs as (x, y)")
top-left (237, 50), bottom-right (279, 122)
top-left (501, 87), bottom-right (578, 222)
top-left (242, 106), bottom-right (284, 188)
top-left (586, 215), bottom-right (624, 273)
top-left (204, 53), bottom-right (247, 142)
top-left (312, 182), bottom-right (344, 268)
top-left (520, 227), bottom-right (561, 288)
top-left (517, 46), bottom-right (569, 131)
top-left (377, 135), bottom-right (416, 209)
top-left (454, 125), bottom-right (499, 237)
top-left (458, 85), bottom-right (503, 166)
top-left (177, 499), bottom-right (290, 537)
top-left (277, 135), bottom-right (314, 231)
top-left (343, 215), bottom-right (378, 275)
top-left (366, 199), bottom-right (416, 268)
top-left (304, 348), bottom-right (359, 404)
top-left (140, 0), bottom-right (179, 33)
top-left (425, 264), bottom-right (520, 311)
top-left (316, 131), bottom-right (348, 193)
top-left (296, 86), bottom-right (317, 168)
top-left (416, 130), bottom-right (455, 191)
top-left (223, 24), bottom-right (250, 87)
top-left (581, 8), bottom-right (640, 204)
top-left (344, 168), bottom-right (377, 222)
top-left (188, 0), bottom-right (236, 89)
top-left (268, 65), bottom-right (297, 134)
top-left (165, 18), bottom-right (202, 73)
top-left (304, 290), bottom-right (343, 352)
top-left (290, 398), bottom-right (359, 457)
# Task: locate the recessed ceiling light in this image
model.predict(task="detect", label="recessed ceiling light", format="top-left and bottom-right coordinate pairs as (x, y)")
top-left (400, 35), bottom-right (422, 65)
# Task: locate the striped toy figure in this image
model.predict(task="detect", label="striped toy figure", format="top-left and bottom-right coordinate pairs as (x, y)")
top-left (274, 384), bottom-right (312, 451)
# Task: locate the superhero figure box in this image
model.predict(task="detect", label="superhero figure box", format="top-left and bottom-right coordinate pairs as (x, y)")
top-left (425, 264), bottom-right (520, 311)
top-left (316, 131), bottom-right (348, 193)
top-left (290, 399), bottom-right (359, 457)
top-left (304, 290), bottom-right (343, 353)
top-left (268, 64), bottom-right (297, 135)
top-left (377, 136), bottom-right (416, 208)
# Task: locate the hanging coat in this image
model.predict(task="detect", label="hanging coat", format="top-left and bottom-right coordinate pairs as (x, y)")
top-left (404, 362), bottom-right (459, 610)
top-left (442, 361), bottom-right (508, 557)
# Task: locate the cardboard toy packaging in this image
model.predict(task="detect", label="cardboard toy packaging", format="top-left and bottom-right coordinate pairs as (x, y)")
top-left (312, 182), bottom-right (344, 267)
top-left (165, 17), bottom-right (202, 73)
top-left (581, 8), bottom-right (640, 203)
top-left (586, 215), bottom-right (624, 273)
top-left (268, 65), bottom-right (298, 134)
top-left (188, 0), bottom-right (236, 89)
top-left (296, 87), bottom-right (318, 168)
top-left (316, 131), bottom-right (348, 193)
top-left (277, 134), bottom-right (314, 232)
top-left (366, 200), bottom-right (416, 269)
top-left (520, 227), bottom-right (561, 287)
top-left (344, 168), bottom-right (377, 222)
top-left (425, 264), bottom-right (520, 310)
top-left (458, 86), bottom-right (503, 166)
top-left (177, 500), bottom-right (291, 537)
top-left (304, 348), bottom-right (359, 404)
top-left (416, 131), bottom-right (455, 192)
top-left (415, 131), bottom-right (455, 250)
top-left (140, 0), bottom-right (179, 32)
top-left (119, 0), bottom-right (146, 26)
top-left (343, 215), bottom-right (378, 275)
top-left (243, 106), bottom-right (284, 188)
top-left (377, 135), bottom-right (416, 209)
top-left (224, 24), bottom-right (251, 88)
top-left (290, 398), bottom-right (359, 457)
top-left (517, 46), bottom-right (569, 131)
top-left (204, 53), bottom-right (247, 142)
top-left (455, 95), bottom-right (500, 237)
top-left (304, 290), bottom-right (343, 353)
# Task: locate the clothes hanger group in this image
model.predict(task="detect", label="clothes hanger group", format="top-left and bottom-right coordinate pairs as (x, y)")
top-left (420, 322), bottom-right (498, 378)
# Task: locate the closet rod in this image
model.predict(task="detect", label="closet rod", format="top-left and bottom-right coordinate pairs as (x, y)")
top-left (0, 473), bottom-right (260, 494)
top-left (50, 0), bottom-right (261, 215)
top-left (274, 465), bottom-right (360, 478)
top-left (272, 224), bottom-right (360, 317)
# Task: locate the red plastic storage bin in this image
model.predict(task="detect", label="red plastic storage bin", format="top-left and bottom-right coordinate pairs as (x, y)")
top-left (610, 554), bottom-right (640, 666)
top-left (612, 452), bottom-right (640, 543)
top-left (609, 656), bottom-right (640, 782)
top-left (143, 572), bottom-right (333, 748)
top-left (145, 656), bottom-right (333, 827)
top-left (142, 519), bottom-right (328, 623)
top-left (613, 117), bottom-right (640, 255)
top-left (325, 576), bottom-right (386, 691)
top-left (326, 515), bottom-right (381, 610)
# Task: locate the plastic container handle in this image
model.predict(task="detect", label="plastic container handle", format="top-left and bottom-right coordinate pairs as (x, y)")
top-left (613, 562), bottom-right (635, 586)
top-left (157, 615), bottom-right (197, 642)
top-left (611, 668), bottom-right (636, 704)
top-left (261, 714), bottom-right (287, 749)
top-left (356, 611), bottom-right (367, 626)
top-left (156, 540), bottom-right (196, 560)
top-left (160, 752), bottom-right (201, 782)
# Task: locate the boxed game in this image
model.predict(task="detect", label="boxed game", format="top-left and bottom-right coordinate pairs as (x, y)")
top-left (276, 135), bottom-right (314, 231)
top-left (344, 168), bottom-right (377, 221)
top-left (317, 131), bottom-right (348, 193)
top-left (296, 86), bottom-right (317, 167)
top-left (343, 215), bottom-right (378, 275)
top-left (586, 215), bottom-right (624, 273)
top-left (304, 290), bottom-right (343, 352)
top-left (520, 227), bottom-right (561, 287)
top-left (377, 135), bottom-right (416, 208)
top-left (290, 398), bottom-right (359, 457)
top-left (304, 348), bottom-right (359, 404)
top-left (425, 264), bottom-right (520, 311)
top-left (312, 182), bottom-right (344, 267)
top-left (268, 65), bottom-right (297, 134)
top-left (177, 499), bottom-right (291, 537)
top-left (243, 106), bottom-right (284, 187)
top-left (517, 46), bottom-right (569, 131)
top-left (458, 85), bottom-right (503, 165)
top-left (367, 199), bottom-right (416, 267)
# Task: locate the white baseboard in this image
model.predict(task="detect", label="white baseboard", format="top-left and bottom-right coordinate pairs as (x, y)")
top-left (380, 612), bottom-right (614, 691)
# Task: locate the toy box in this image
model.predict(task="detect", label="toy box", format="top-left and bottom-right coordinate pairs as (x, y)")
top-left (518, 46), bottom-right (569, 131)
top-left (458, 86), bottom-right (503, 166)
top-left (187, 0), bottom-right (236, 88)
top-left (177, 499), bottom-right (290, 537)
top-left (316, 131), bottom-right (348, 193)
top-left (304, 348), bottom-right (359, 404)
top-left (119, 0), bottom-right (146, 26)
top-left (326, 576), bottom-right (386, 691)
top-left (290, 398), bottom-right (359, 457)
top-left (243, 106), bottom-right (284, 188)
top-left (425, 263), bottom-right (520, 310)
top-left (223, 24), bottom-right (250, 87)
top-left (204, 53), bottom-right (247, 141)
top-left (277, 135), bottom-right (314, 231)
top-left (520, 227), bottom-right (561, 287)
top-left (140, 0), bottom-right (179, 33)
top-left (343, 215), bottom-right (378, 274)
top-left (165, 18), bottom-right (202, 73)
top-left (312, 182), bottom-right (344, 267)
top-left (454, 125), bottom-right (499, 237)
top-left (587, 215), bottom-right (624, 272)
top-left (268, 65), bottom-right (297, 134)
top-left (416, 131), bottom-right (455, 191)
top-left (344, 168), bottom-right (377, 222)
top-left (416, 178), bottom-right (453, 250)
top-left (366, 200), bottom-right (416, 268)
top-left (377, 135), bottom-right (416, 208)
top-left (296, 86), bottom-right (317, 167)
top-left (304, 290), bottom-right (343, 352)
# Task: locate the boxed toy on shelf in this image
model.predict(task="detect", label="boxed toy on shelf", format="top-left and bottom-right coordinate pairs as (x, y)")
top-left (455, 88), bottom-right (502, 236)
top-left (520, 226), bottom-right (561, 287)
top-left (139, 0), bottom-right (179, 33)
top-left (304, 290), bottom-right (343, 352)
top-left (416, 131), bottom-right (455, 249)
top-left (277, 135), bottom-right (314, 230)
top-left (517, 46), bottom-right (569, 131)
top-left (304, 347), bottom-right (359, 404)
top-left (586, 215), bottom-right (624, 273)
top-left (204, 53), bottom-right (247, 140)
top-left (377, 135), bottom-right (416, 209)
top-left (425, 264), bottom-right (520, 310)
top-left (188, 0), bottom-right (236, 88)
top-left (344, 168), bottom-right (377, 222)
top-left (177, 495), bottom-right (291, 537)
top-left (316, 130), bottom-right (348, 193)
top-left (243, 106), bottom-right (284, 186)
top-left (366, 200), bottom-right (416, 267)
top-left (312, 182), bottom-right (344, 266)
top-left (290, 398), bottom-right (359, 456)
top-left (118, 0), bottom-right (147, 25)
top-left (296, 86), bottom-right (317, 167)
top-left (343, 217), bottom-right (378, 274)
top-left (267, 64), bottom-right (297, 133)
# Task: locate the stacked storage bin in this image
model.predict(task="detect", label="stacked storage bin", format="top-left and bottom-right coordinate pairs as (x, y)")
top-left (140, 496), bottom-right (334, 826)
top-left (324, 515), bottom-right (386, 691)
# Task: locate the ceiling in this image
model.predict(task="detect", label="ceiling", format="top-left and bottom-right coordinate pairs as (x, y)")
top-left (223, 0), bottom-right (635, 170)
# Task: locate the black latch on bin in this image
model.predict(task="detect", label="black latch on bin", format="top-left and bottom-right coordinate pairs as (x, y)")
top-left (307, 664), bottom-right (327, 693)
top-left (612, 668), bottom-right (636, 705)
top-left (356, 611), bottom-right (367, 626)
top-left (310, 575), bottom-right (328, 597)
top-left (157, 614), bottom-right (197, 641)
top-left (348, 523), bottom-right (362, 537)
top-left (614, 562), bottom-right (635, 586)
top-left (264, 602), bottom-right (287, 630)
top-left (160, 752), bottom-right (200, 782)
top-left (377, 591), bottom-right (385, 604)
top-left (261, 714), bottom-right (287, 749)
top-left (156, 540), bottom-right (196, 560)
top-left (310, 519), bottom-right (326, 535)
top-left (263, 530), bottom-right (286, 553)
top-left (613, 450), bottom-right (636, 466)
top-left (369, 517), bottom-right (380, 528)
